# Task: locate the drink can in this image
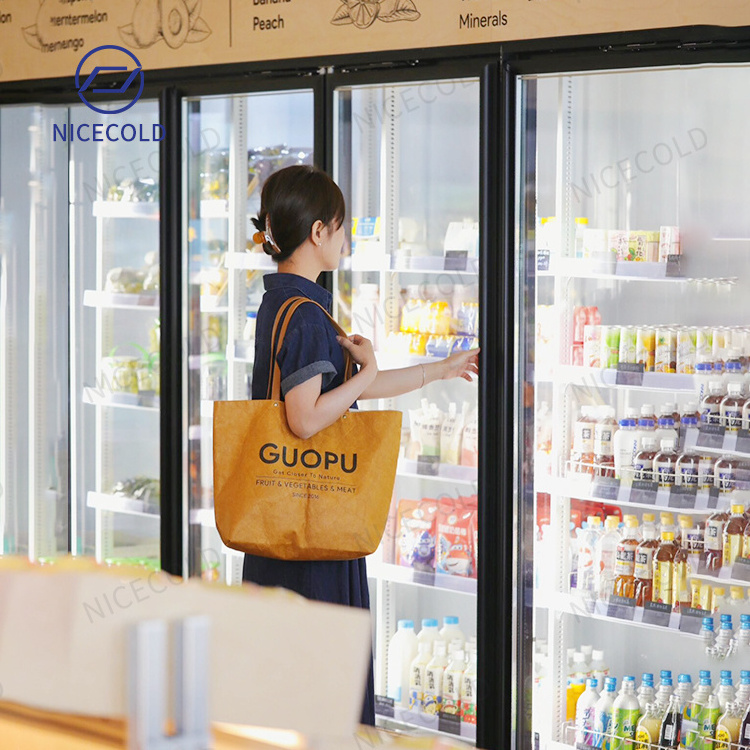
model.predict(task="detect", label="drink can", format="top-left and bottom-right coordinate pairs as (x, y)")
top-left (600, 326), bottom-right (621, 369)
top-left (618, 326), bottom-right (637, 364)
top-left (655, 328), bottom-right (676, 373)
top-left (696, 328), bottom-right (713, 364)
top-left (583, 325), bottom-right (601, 368)
top-left (636, 327), bottom-right (656, 372)
top-left (677, 328), bottom-right (697, 374)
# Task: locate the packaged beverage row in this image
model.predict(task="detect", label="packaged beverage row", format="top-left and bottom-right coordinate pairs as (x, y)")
top-left (386, 617), bottom-right (477, 725)
top-left (399, 285), bottom-right (479, 337)
top-left (393, 495), bottom-right (478, 578)
top-left (384, 331), bottom-right (480, 359)
top-left (404, 399), bottom-right (478, 468)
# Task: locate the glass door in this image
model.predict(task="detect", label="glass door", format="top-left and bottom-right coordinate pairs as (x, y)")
top-left (334, 77), bottom-right (481, 741)
top-left (183, 88), bottom-right (315, 584)
top-left (517, 65), bottom-right (750, 750)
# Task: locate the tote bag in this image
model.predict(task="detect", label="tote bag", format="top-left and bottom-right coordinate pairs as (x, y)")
top-left (213, 296), bottom-right (401, 560)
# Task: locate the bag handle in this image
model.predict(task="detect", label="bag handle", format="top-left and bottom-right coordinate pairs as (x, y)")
top-left (267, 296), bottom-right (354, 401)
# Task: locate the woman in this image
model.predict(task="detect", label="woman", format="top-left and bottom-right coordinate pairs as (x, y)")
top-left (245, 165), bottom-right (479, 724)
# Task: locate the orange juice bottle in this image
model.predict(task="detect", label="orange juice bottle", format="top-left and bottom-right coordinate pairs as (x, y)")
top-left (652, 531), bottom-right (679, 605)
top-left (724, 504), bottom-right (748, 568)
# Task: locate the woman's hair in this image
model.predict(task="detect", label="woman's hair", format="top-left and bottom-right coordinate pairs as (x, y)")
top-left (252, 165), bottom-right (346, 263)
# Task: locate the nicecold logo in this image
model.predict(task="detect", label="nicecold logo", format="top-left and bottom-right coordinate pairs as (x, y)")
top-left (259, 443), bottom-right (358, 473)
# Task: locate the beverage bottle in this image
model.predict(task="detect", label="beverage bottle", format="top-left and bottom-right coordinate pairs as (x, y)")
top-left (735, 615), bottom-right (750, 656)
top-left (598, 515), bottom-right (622, 601)
top-left (409, 642), bottom-right (433, 710)
top-left (663, 401), bottom-right (681, 426)
top-left (715, 701), bottom-right (742, 749)
top-left (614, 516), bottom-right (640, 598)
top-left (701, 381), bottom-right (726, 425)
top-left (715, 455), bottom-right (738, 496)
top-left (676, 450), bottom-right (700, 488)
top-left (638, 674), bottom-right (657, 712)
top-left (594, 676), bottom-right (618, 750)
top-left (590, 649), bottom-right (610, 687)
top-left (713, 587), bottom-right (728, 615)
top-left (575, 677), bottom-right (601, 746)
top-left (568, 677), bottom-right (587, 722)
top-left (716, 671), bottom-right (732, 696)
top-left (724, 348), bottom-right (746, 390)
top-left (572, 406), bottom-right (596, 475)
top-left (423, 640), bottom-right (449, 715)
top-left (742, 390), bottom-right (750, 430)
top-left (721, 382), bottom-right (746, 432)
top-left (613, 676), bottom-right (642, 750)
top-left (744, 513), bottom-right (750, 559)
top-left (635, 702), bottom-right (662, 750)
top-left (634, 517), bottom-right (660, 606)
top-left (681, 402), bottom-right (702, 424)
top-left (578, 516), bottom-right (604, 596)
top-left (653, 531), bottom-right (679, 606)
top-left (656, 414), bottom-right (679, 449)
top-left (634, 438), bottom-right (659, 482)
top-left (595, 406), bottom-right (618, 478)
top-left (705, 507), bottom-right (731, 571)
top-left (460, 646), bottom-right (477, 725)
top-left (614, 411), bottom-right (640, 480)
top-left (654, 440), bottom-right (678, 488)
top-left (739, 701), bottom-right (750, 749)
top-left (698, 454), bottom-right (718, 491)
top-left (699, 616), bottom-right (716, 647)
top-left (660, 512), bottom-right (676, 536)
top-left (718, 677), bottom-right (736, 711)
top-left (673, 521), bottom-right (692, 612)
top-left (387, 619), bottom-right (419, 706)
top-left (441, 648), bottom-right (466, 716)
top-left (683, 677), bottom-right (712, 750)
top-left (581, 644), bottom-right (594, 664)
top-left (573, 651), bottom-right (591, 681)
top-left (699, 693), bottom-right (721, 750)
top-left (636, 405), bottom-right (658, 453)
top-left (695, 360), bottom-right (715, 405)
top-left (659, 693), bottom-right (683, 748)
top-left (675, 675), bottom-right (693, 708)
top-left (735, 671), bottom-right (750, 710)
top-left (656, 674), bottom-right (674, 712)
top-left (418, 618), bottom-right (441, 652)
top-left (439, 616), bottom-right (466, 650)
top-left (724, 503), bottom-right (749, 568)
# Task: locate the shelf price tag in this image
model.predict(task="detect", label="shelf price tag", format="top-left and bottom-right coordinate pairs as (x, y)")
top-left (607, 595), bottom-right (636, 621)
top-left (679, 607), bottom-right (708, 634)
top-left (696, 424), bottom-right (725, 450)
top-left (736, 429), bottom-right (750, 454)
top-left (668, 484), bottom-right (698, 509)
top-left (417, 455), bottom-right (440, 476)
top-left (629, 480), bottom-right (658, 505)
top-left (374, 695), bottom-right (395, 718)
top-left (445, 250), bottom-right (469, 272)
top-left (642, 600), bottom-right (672, 627)
top-left (536, 248), bottom-right (550, 272)
top-left (616, 362), bottom-right (645, 386)
top-left (592, 477), bottom-right (621, 501)
top-left (666, 255), bottom-right (683, 277)
top-left (731, 557), bottom-right (750, 583)
top-left (438, 712), bottom-right (462, 736)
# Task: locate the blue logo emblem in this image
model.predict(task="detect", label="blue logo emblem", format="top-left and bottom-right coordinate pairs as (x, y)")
top-left (75, 45), bottom-right (144, 115)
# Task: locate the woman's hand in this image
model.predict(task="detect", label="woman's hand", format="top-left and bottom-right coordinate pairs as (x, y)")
top-left (336, 334), bottom-right (378, 372)
top-left (437, 348), bottom-right (480, 383)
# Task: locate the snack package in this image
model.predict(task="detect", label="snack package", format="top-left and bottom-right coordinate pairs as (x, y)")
top-left (461, 409), bottom-right (479, 467)
top-left (436, 499), bottom-right (474, 577)
top-left (407, 404), bottom-right (426, 460)
top-left (465, 496), bottom-right (479, 580)
top-left (396, 498), bottom-right (438, 572)
top-left (419, 400), bottom-right (444, 458)
top-left (440, 402), bottom-right (465, 465)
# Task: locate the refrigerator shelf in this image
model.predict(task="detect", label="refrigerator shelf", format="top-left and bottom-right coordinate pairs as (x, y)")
top-left (224, 251), bottom-right (276, 271)
top-left (397, 458), bottom-right (478, 486)
top-left (367, 560), bottom-right (477, 596)
top-left (199, 200), bottom-right (229, 219)
top-left (227, 341), bottom-right (253, 363)
top-left (82, 290), bottom-right (159, 310)
top-left (83, 388), bottom-right (160, 412)
top-left (92, 200), bottom-right (159, 219)
top-left (688, 568), bottom-right (750, 589)
top-left (682, 425), bottom-right (750, 460)
top-left (190, 507), bottom-right (216, 527)
top-left (201, 400), bottom-right (215, 419)
top-left (555, 365), bottom-right (696, 392)
top-left (200, 296), bottom-right (228, 313)
top-left (375, 710), bottom-right (477, 743)
top-left (345, 254), bottom-right (479, 276)
top-left (188, 353), bottom-right (225, 371)
top-left (87, 491), bottom-right (160, 519)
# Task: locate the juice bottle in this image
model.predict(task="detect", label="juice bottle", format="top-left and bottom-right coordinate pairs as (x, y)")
top-left (739, 701), bottom-right (750, 749)
top-left (715, 701), bottom-right (742, 749)
top-left (656, 673), bottom-right (674, 711)
top-left (654, 440), bottom-right (678, 488)
top-left (636, 405), bottom-right (658, 452)
top-left (653, 530), bottom-right (679, 605)
top-left (676, 450), bottom-right (700, 488)
top-left (572, 406), bottom-right (596, 475)
top-left (660, 512), bottom-right (676, 536)
top-left (681, 402), bottom-right (702, 423)
top-left (736, 671), bottom-right (750, 710)
top-left (742, 391), bottom-right (750, 430)
top-left (460, 646), bottom-right (477, 725)
top-left (705, 507), bottom-right (731, 571)
top-left (700, 693), bottom-right (721, 750)
top-left (724, 349), bottom-right (746, 391)
top-left (409, 642), bottom-right (433, 710)
top-left (614, 410), bottom-right (640, 480)
top-left (423, 640), bottom-right (449, 715)
top-left (713, 587), bottom-right (728, 614)
top-left (578, 516), bottom-right (604, 596)
top-left (718, 677), bottom-right (736, 711)
top-left (595, 406), bottom-right (618, 479)
top-left (635, 702), bottom-right (662, 750)
top-left (598, 516), bottom-right (621, 602)
top-left (568, 677), bottom-right (587, 721)
top-left (683, 677), bottom-right (712, 750)
top-left (744, 514), bottom-right (750, 559)
top-left (590, 649), bottom-right (610, 687)
top-left (634, 438), bottom-right (659, 482)
top-left (721, 382), bottom-right (746, 432)
top-left (695, 361), bottom-right (715, 405)
top-left (575, 677), bottom-right (601, 746)
top-left (724, 504), bottom-right (748, 568)
top-left (612, 675), bottom-right (641, 750)
top-left (659, 693), bottom-right (683, 748)
top-left (698, 454), bottom-right (718, 491)
top-left (701, 381), bottom-right (726, 425)
top-left (638, 674), bottom-right (656, 712)
top-left (614, 516), bottom-right (640, 599)
top-left (594, 677), bottom-right (618, 750)
top-left (634, 517), bottom-right (660, 606)
top-left (673, 520), bottom-right (692, 611)
top-left (417, 618), bottom-right (441, 652)
top-left (675, 675), bottom-right (693, 708)
top-left (441, 648), bottom-right (466, 716)
top-left (656, 413), bottom-right (679, 448)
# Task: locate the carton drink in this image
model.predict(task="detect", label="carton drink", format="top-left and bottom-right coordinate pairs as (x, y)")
top-left (655, 328), bottom-right (677, 373)
top-left (636, 328), bottom-right (656, 371)
top-left (677, 328), bottom-right (697, 374)
top-left (659, 226), bottom-right (681, 261)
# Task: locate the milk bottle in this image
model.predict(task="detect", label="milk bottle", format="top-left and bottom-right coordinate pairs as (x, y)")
top-left (417, 618), bottom-right (441, 652)
top-left (439, 616), bottom-right (466, 650)
top-left (423, 641), bottom-right (449, 715)
top-left (442, 649), bottom-right (466, 716)
top-left (409, 642), bottom-right (433, 710)
top-left (460, 646), bottom-right (477, 725)
top-left (387, 619), bottom-right (418, 706)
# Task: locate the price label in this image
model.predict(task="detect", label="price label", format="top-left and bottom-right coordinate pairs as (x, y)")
top-left (417, 455), bottom-right (440, 476)
top-left (736, 429), bottom-right (750, 454)
top-left (642, 600), bottom-right (672, 627)
top-left (593, 477), bottom-right (621, 501)
top-left (697, 424), bottom-right (725, 450)
top-left (607, 595), bottom-right (636, 621)
top-left (536, 248), bottom-right (550, 272)
top-left (438, 712), bottom-right (462, 735)
top-left (669, 484), bottom-right (698, 509)
top-left (666, 254), bottom-right (683, 277)
top-left (445, 250), bottom-right (469, 272)
top-left (375, 695), bottom-right (395, 718)
top-left (629, 480), bottom-right (659, 505)
top-left (679, 607), bottom-right (707, 634)
top-left (616, 362), bottom-right (645, 386)
top-left (731, 557), bottom-right (750, 583)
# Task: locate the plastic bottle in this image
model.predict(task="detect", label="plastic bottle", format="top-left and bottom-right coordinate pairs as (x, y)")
top-left (387, 619), bottom-right (419, 706)
top-left (718, 677), bottom-right (736, 711)
top-left (614, 411), bottom-right (640, 480)
top-left (681, 402), bottom-right (702, 424)
top-left (655, 675), bottom-right (674, 713)
top-left (612, 675), bottom-right (642, 750)
top-left (673, 520), bottom-right (692, 612)
top-left (654, 440), bottom-right (678, 488)
top-left (460, 646), bottom-right (477, 725)
top-left (634, 438), bottom-right (659, 482)
top-left (572, 406), bottom-right (597, 475)
top-left (614, 516), bottom-right (640, 599)
top-left (594, 676), bottom-right (618, 750)
top-left (439, 616), bottom-right (466, 650)
top-left (595, 406), bottom-right (618, 479)
top-left (409, 642), bottom-right (433, 710)
top-left (660, 512), bottom-right (676, 536)
top-left (635, 702), bottom-right (662, 750)
top-left (441, 648), bottom-right (466, 716)
top-left (675, 449), bottom-right (700, 488)
top-left (744, 514), bottom-right (750, 560)
top-left (659, 692), bottom-right (683, 748)
top-left (735, 616), bottom-right (750, 656)
top-left (637, 674), bottom-right (657, 713)
top-left (683, 677), bottom-right (712, 750)
top-left (706, 507), bottom-right (731, 571)
top-left (735, 671), bottom-right (750, 710)
top-left (739, 700), bottom-right (750, 749)
top-left (721, 382), bottom-right (746, 432)
top-left (423, 640), bottom-right (449, 715)
top-left (578, 516), bottom-right (604, 595)
top-left (742, 390), bottom-right (750, 430)
top-left (573, 651), bottom-right (591, 681)
top-left (699, 454), bottom-right (718, 491)
top-left (653, 531), bottom-right (679, 606)
top-left (724, 504), bottom-right (748, 568)
top-left (590, 649), bottom-right (610, 687)
top-left (575, 677), bottom-right (601, 746)
top-left (700, 693), bottom-right (721, 750)
top-left (724, 349), bottom-right (746, 391)
top-left (729, 587), bottom-right (747, 615)
top-left (694, 361), bottom-right (715, 405)
top-left (418, 618), bottom-right (441, 652)
top-left (716, 672), bottom-right (732, 697)
top-left (714, 456), bottom-right (737, 496)
top-left (713, 587), bottom-right (728, 615)
top-left (636, 405), bottom-right (658, 454)
top-left (700, 617), bottom-right (716, 647)
top-left (598, 516), bottom-right (622, 601)
top-left (675, 675), bottom-right (693, 708)
top-left (656, 414), bottom-right (679, 450)
top-left (715, 701), bottom-right (742, 749)
top-left (702, 381), bottom-right (726, 425)
top-left (634, 517), bottom-right (660, 606)
top-left (568, 677), bottom-right (587, 722)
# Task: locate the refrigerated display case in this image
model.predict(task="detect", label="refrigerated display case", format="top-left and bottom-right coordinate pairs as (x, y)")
top-left (333, 76), bottom-right (481, 741)
top-left (515, 62), bottom-right (750, 749)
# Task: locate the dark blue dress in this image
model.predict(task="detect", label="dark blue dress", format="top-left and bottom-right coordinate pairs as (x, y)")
top-left (242, 272), bottom-right (375, 726)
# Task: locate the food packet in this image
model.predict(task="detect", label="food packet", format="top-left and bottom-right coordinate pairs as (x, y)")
top-left (461, 408), bottom-right (479, 467)
top-left (396, 498), bottom-right (438, 572)
top-left (436, 499), bottom-right (474, 577)
top-left (440, 402), bottom-right (465, 465)
top-left (407, 404), bottom-right (426, 460)
top-left (419, 399), bottom-right (444, 458)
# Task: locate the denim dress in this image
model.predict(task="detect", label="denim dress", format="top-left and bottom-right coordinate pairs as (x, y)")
top-left (242, 272), bottom-right (375, 725)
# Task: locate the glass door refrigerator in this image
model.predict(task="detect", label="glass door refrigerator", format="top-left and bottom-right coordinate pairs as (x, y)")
top-left (331, 71), bottom-right (481, 741)
top-left (513, 58), bottom-right (750, 749)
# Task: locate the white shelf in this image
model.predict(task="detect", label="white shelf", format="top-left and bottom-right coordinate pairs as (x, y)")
top-left (83, 290), bottom-right (159, 310)
top-left (224, 252), bottom-right (276, 271)
top-left (555, 365), bottom-right (696, 392)
top-left (200, 296), bottom-right (228, 313)
top-left (397, 459), bottom-right (477, 487)
top-left (689, 568), bottom-right (750, 589)
top-left (199, 200), bottom-right (229, 219)
top-left (92, 201), bottom-right (159, 219)
top-left (367, 560), bottom-right (477, 596)
top-left (375, 710), bottom-right (476, 743)
top-left (227, 341), bottom-right (253, 362)
top-left (188, 425), bottom-right (202, 441)
top-left (346, 254), bottom-right (479, 276)
top-left (83, 388), bottom-right (160, 412)
top-left (87, 491), bottom-right (160, 519)
top-left (201, 400), bottom-right (215, 419)
top-left (188, 353), bottom-right (226, 371)
top-left (190, 507), bottom-right (216, 527)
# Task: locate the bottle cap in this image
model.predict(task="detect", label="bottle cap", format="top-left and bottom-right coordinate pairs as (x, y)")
top-left (714, 587), bottom-right (726, 596)
top-left (709, 380), bottom-right (724, 390)
top-left (642, 673), bottom-right (654, 682)
top-left (453, 650), bottom-right (465, 663)
top-left (700, 670), bottom-right (711, 679)
top-left (730, 587), bottom-right (745, 601)
top-left (720, 670), bottom-right (731, 678)
top-left (581, 644), bottom-right (593, 657)
top-left (684, 402), bottom-right (698, 413)
top-left (587, 516), bottom-right (602, 527)
top-left (661, 531), bottom-right (675, 541)
top-left (605, 677), bottom-right (617, 690)
top-left (722, 677), bottom-right (733, 686)
top-left (625, 517), bottom-right (639, 528)
top-left (678, 674), bottom-right (692, 683)
top-left (399, 619), bottom-right (414, 629)
top-left (573, 652), bottom-right (587, 664)
top-left (605, 516), bottom-right (619, 530)
top-left (422, 618), bottom-right (439, 628)
top-left (573, 677), bottom-right (585, 685)
top-left (728, 382), bottom-right (743, 393)
top-left (643, 513), bottom-right (656, 522)
top-left (741, 614), bottom-right (750, 623)
top-left (660, 439), bottom-right (676, 450)
top-left (700, 678), bottom-right (712, 686)
top-left (702, 617), bottom-right (715, 630)
top-left (588, 678), bottom-right (598, 689)
top-left (443, 616), bottom-right (459, 626)
top-left (625, 408), bottom-right (639, 418)
top-left (661, 670), bottom-right (672, 679)
top-left (658, 417), bottom-right (675, 427)
top-left (642, 437), bottom-right (658, 449)
top-left (602, 406), bottom-right (616, 418)
top-left (623, 675), bottom-right (635, 683)
top-left (641, 404), bottom-right (656, 415)
top-left (434, 641), bottom-right (447, 656)
top-left (591, 649), bottom-right (604, 661)
top-left (663, 677), bottom-right (673, 686)
top-left (720, 613), bottom-right (732, 622)
top-left (731, 504), bottom-right (745, 514)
